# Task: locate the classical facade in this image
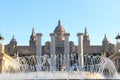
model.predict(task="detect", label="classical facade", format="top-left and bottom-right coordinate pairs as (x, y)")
top-left (110, 34), bottom-right (120, 72)
top-left (3, 20), bottom-right (119, 71)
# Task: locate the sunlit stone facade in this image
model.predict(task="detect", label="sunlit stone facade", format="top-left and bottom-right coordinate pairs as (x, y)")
top-left (3, 20), bottom-right (119, 71)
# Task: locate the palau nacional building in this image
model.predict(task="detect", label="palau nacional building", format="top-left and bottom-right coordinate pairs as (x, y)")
top-left (0, 20), bottom-right (120, 72)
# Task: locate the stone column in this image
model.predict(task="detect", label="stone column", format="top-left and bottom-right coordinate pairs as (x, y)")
top-left (64, 33), bottom-right (70, 72)
top-left (36, 33), bottom-right (42, 57)
top-left (117, 59), bottom-right (119, 70)
top-left (77, 33), bottom-right (84, 69)
top-left (50, 33), bottom-right (56, 71)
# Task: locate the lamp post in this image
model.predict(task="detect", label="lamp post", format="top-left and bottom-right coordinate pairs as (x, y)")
top-left (0, 35), bottom-right (4, 72)
top-left (0, 35), bottom-right (4, 53)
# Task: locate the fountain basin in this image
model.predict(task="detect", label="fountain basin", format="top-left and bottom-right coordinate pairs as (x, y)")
top-left (0, 71), bottom-right (105, 79)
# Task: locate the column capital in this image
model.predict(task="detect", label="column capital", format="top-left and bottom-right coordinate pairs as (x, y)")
top-left (36, 33), bottom-right (42, 36)
top-left (50, 33), bottom-right (56, 37)
top-left (77, 33), bottom-right (83, 37)
top-left (64, 33), bottom-right (70, 36)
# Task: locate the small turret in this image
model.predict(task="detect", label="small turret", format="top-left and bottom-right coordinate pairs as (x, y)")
top-left (10, 35), bottom-right (17, 46)
top-left (9, 35), bottom-right (17, 55)
top-left (102, 34), bottom-right (109, 45)
top-left (102, 34), bottom-right (110, 52)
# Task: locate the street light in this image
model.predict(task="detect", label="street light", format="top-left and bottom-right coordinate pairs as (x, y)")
top-left (0, 35), bottom-right (4, 52)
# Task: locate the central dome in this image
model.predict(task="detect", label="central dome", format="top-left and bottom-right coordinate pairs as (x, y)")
top-left (54, 20), bottom-right (65, 34)
top-left (54, 20), bottom-right (65, 41)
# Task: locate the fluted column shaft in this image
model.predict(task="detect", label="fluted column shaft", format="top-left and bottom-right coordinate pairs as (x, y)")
top-left (36, 33), bottom-right (42, 57)
top-left (50, 33), bottom-right (56, 71)
top-left (64, 33), bottom-right (70, 72)
top-left (77, 33), bottom-right (84, 69)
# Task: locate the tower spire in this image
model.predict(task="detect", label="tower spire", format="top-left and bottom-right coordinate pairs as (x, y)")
top-left (104, 34), bottom-right (108, 40)
top-left (84, 27), bottom-right (88, 36)
top-left (103, 34), bottom-right (109, 43)
top-left (104, 34), bottom-right (107, 39)
top-left (10, 35), bottom-right (16, 42)
top-left (12, 35), bottom-right (15, 39)
top-left (83, 27), bottom-right (90, 46)
top-left (32, 27), bottom-right (35, 36)
top-left (10, 35), bottom-right (17, 46)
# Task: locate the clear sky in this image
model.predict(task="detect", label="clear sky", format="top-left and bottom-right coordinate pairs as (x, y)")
top-left (0, 0), bottom-right (120, 45)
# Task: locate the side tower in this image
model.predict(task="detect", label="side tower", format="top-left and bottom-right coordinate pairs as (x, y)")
top-left (83, 27), bottom-right (90, 48)
top-left (29, 28), bottom-right (37, 46)
top-left (83, 27), bottom-right (90, 54)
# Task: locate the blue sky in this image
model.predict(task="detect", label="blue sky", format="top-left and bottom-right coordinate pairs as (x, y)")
top-left (0, 0), bottom-right (120, 45)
